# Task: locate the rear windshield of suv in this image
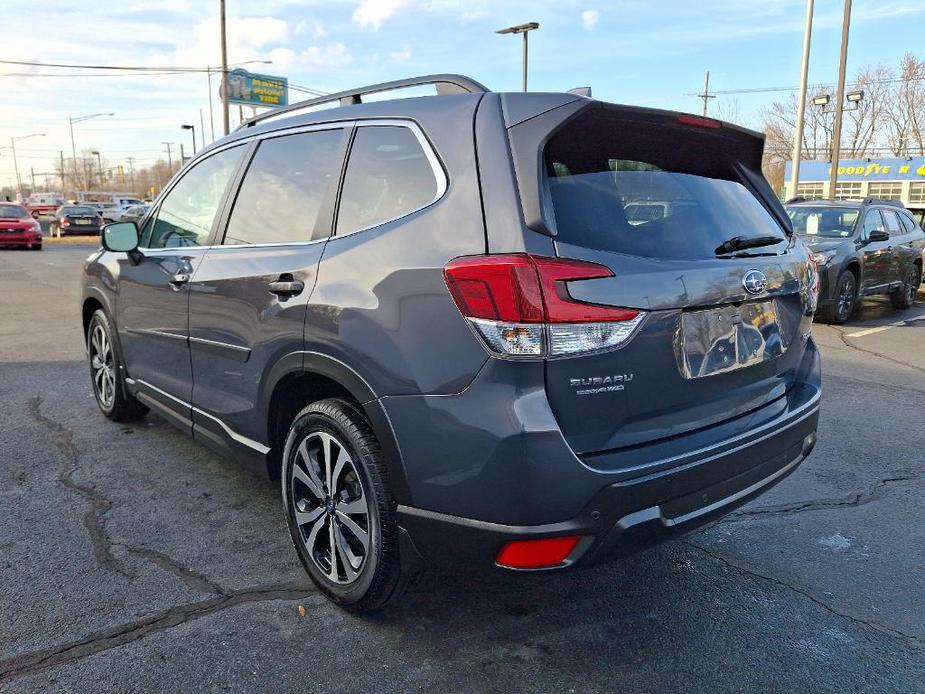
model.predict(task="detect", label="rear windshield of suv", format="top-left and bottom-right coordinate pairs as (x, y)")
top-left (543, 111), bottom-right (788, 260)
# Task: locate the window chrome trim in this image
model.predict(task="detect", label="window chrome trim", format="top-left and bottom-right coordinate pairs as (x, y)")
top-left (133, 118), bottom-right (447, 252)
top-left (187, 335), bottom-right (251, 353)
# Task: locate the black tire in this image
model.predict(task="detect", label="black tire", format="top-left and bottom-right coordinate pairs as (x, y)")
top-left (29, 244), bottom-right (42, 251)
top-left (819, 270), bottom-right (857, 324)
top-left (890, 263), bottom-right (921, 310)
top-left (281, 398), bottom-right (403, 613)
top-left (87, 310), bottom-right (148, 422)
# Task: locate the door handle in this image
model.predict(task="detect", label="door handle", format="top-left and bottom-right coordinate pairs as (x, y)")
top-left (268, 275), bottom-right (305, 298)
top-left (169, 271), bottom-right (190, 285)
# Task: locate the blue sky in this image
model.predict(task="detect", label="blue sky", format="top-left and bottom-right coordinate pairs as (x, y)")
top-left (2, 0), bottom-right (924, 189)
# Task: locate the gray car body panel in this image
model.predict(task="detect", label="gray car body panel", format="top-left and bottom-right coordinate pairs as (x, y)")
top-left (81, 83), bottom-right (822, 559)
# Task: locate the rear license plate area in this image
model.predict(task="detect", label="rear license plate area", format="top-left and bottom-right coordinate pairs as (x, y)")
top-left (679, 300), bottom-right (788, 379)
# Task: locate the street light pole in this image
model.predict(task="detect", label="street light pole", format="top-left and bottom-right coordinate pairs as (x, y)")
top-left (68, 113), bottom-right (114, 193)
top-left (91, 150), bottom-right (104, 189)
top-left (181, 124), bottom-right (197, 155)
top-left (828, 0), bottom-right (852, 195)
top-left (496, 22), bottom-right (539, 92)
top-left (220, 0), bottom-right (230, 136)
top-left (790, 0), bottom-right (814, 200)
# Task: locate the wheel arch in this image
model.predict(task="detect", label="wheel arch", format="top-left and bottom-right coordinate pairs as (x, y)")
top-left (262, 352), bottom-right (411, 503)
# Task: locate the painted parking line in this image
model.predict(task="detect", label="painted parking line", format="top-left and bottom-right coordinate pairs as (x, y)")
top-left (846, 313), bottom-right (925, 338)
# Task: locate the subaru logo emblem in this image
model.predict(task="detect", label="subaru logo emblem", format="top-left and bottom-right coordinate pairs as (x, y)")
top-left (742, 270), bottom-right (767, 295)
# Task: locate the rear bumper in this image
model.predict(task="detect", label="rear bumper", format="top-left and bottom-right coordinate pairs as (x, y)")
top-left (397, 387), bottom-right (818, 570)
top-left (386, 335), bottom-right (822, 571)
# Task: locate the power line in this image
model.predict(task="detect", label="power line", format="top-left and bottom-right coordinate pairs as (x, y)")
top-left (686, 75), bottom-right (925, 97)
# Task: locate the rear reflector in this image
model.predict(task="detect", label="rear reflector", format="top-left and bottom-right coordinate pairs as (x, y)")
top-left (496, 536), bottom-right (582, 569)
top-left (444, 254), bottom-right (644, 358)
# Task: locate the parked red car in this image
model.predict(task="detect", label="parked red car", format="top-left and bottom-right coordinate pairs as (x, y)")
top-left (0, 203), bottom-right (43, 250)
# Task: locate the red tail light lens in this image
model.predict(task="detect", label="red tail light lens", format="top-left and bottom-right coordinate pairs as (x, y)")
top-left (676, 114), bottom-right (721, 129)
top-left (496, 536), bottom-right (582, 569)
top-left (444, 255), bottom-right (544, 322)
top-left (444, 254), bottom-right (644, 358)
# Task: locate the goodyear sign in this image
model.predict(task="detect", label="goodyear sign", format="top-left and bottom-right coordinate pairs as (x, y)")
top-left (223, 68), bottom-right (288, 107)
top-left (786, 156), bottom-right (925, 181)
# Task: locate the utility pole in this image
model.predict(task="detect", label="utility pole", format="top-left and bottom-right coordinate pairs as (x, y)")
top-left (698, 71), bottom-right (716, 116)
top-left (10, 138), bottom-right (22, 200)
top-left (790, 0), bottom-right (814, 200)
top-left (495, 23), bottom-right (539, 92)
top-left (30, 168), bottom-right (35, 191)
top-left (199, 109), bottom-right (206, 150)
top-left (180, 143), bottom-right (186, 166)
top-left (220, 0), bottom-right (230, 136)
top-left (828, 0), bottom-right (852, 195)
top-left (126, 157), bottom-right (136, 192)
top-left (59, 151), bottom-right (66, 196)
top-left (163, 142), bottom-right (174, 174)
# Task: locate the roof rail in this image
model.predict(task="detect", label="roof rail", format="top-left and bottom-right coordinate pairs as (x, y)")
top-left (239, 73), bottom-right (490, 130)
top-left (862, 196), bottom-right (906, 209)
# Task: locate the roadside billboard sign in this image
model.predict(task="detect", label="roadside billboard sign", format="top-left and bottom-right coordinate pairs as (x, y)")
top-left (222, 68), bottom-right (288, 107)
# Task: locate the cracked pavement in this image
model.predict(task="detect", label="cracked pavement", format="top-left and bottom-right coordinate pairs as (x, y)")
top-left (1, 245), bottom-right (923, 693)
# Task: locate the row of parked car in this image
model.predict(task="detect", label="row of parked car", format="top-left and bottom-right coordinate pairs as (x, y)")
top-left (47, 203), bottom-right (150, 237)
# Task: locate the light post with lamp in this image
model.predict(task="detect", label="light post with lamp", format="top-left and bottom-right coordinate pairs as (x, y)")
top-left (495, 22), bottom-right (539, 92)
top-left (69, 113), bottom-right (114, 192)
top-left (10, 133), bottom-right (45, 201)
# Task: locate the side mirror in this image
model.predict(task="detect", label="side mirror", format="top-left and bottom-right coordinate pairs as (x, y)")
top-left (868, 229), bottom-right (890, 243)
top-left (102, 222), bottom-right (142, 264)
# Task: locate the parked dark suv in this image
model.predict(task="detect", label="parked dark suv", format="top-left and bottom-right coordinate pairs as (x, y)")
top-left (786, 198), bottom-right (925, 323)
top-left (81, 75), bottom-right (821, 611)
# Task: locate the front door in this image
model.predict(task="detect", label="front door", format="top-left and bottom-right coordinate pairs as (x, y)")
top-left (187, 126), bottom-right (349, 457)
top-left (858, 208), bottom-right (890, 292)
top-left (116, 144), bottom-right (246, 428)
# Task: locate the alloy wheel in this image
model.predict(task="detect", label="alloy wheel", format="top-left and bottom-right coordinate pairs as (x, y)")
top-left (837, 275), bottom-right (855, 321)
top-left (90, 324), bottom-right (115, 408)
top-left (290, 431), bottom-right (371, 585)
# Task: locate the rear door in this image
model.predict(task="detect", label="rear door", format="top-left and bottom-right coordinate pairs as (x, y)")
top-left (187, 125), bottom-right (350, 453)
top-left (516, 105), bottom-right (814, 455)
top-left (116, 143), bottom-right (246, 427)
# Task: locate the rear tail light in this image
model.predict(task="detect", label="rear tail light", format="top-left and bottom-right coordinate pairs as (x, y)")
top-left (444, 254), bottom-right (645, 358)
top-left (496, 536), bottom-right (582, 569)
top-left (676, 114), bottom-right (722, 129)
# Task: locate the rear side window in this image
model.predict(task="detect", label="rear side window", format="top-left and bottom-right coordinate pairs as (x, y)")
top-left (543, 112), bottom-right (788, 260)
top-left (899, 213), bottom-right (916, 232)
top-left (224, 128), bottom-right (344, 245)
top-left (336, 126), bottom-right (438, 235)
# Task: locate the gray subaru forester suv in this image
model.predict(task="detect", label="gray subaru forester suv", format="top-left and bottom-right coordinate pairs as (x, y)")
top-left (81, 74), bottom-right (821, 612)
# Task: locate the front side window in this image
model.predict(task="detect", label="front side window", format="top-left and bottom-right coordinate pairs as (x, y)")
top-left (224, 129), bottom-right (344, 245)
top-left (862, 209), bottom-right (885, 237)
top-left (146, 145), bottom-right (244, 249)
top-left (336, 126), bottom-right (438, 235)
top-left (882, 209), bottom-right (901, 233)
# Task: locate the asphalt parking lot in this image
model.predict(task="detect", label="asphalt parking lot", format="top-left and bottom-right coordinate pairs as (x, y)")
top-left (1, 244), bottom-right (923, 693)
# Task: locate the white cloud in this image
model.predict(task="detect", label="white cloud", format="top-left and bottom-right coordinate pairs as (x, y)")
top-left (294, 19), bottom-right (327, 39)
top-left (390, 46), bottom-right (412, 63)
top-left (581, 9), bottom-right (600, 31)
top-left (300, 43), bottom-right (354, 69)
top-left (352, 0), bottom-right (412, 30)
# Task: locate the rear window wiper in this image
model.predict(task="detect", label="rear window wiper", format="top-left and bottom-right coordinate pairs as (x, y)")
top-left (715, 235), bottom-right (784, 256)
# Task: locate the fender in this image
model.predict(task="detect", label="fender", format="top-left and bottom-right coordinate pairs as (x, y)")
top-left (260, 350), bottom-right (412, 503)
